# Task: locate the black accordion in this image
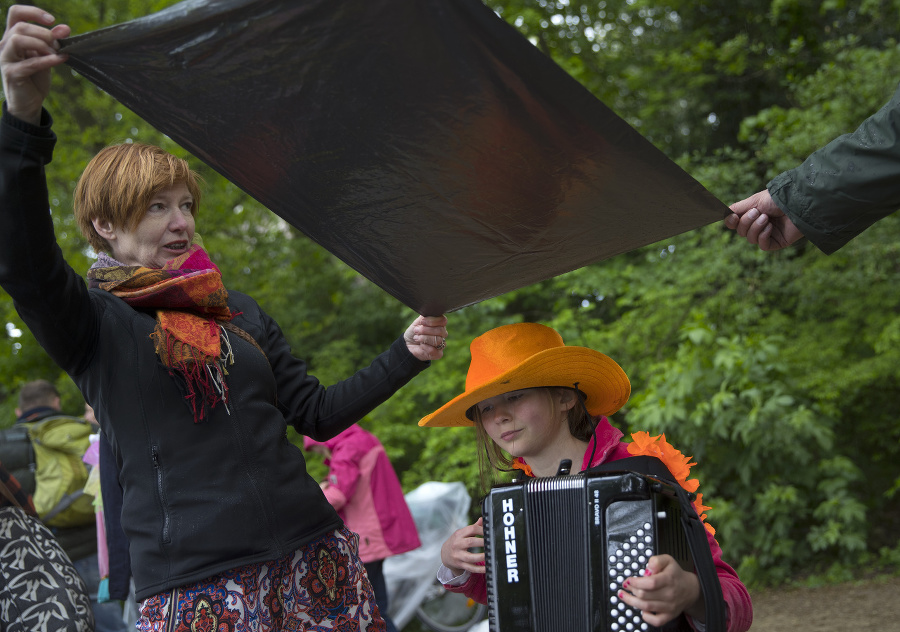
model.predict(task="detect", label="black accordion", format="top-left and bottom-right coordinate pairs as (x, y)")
top-left (482, 456), bottom-right (725, 632)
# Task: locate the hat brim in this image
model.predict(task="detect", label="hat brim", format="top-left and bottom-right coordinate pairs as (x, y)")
top-left (418, 346), bottom-right (630, 427)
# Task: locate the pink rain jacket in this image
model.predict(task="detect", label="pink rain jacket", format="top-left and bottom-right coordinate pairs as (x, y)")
top-left (304, 425), bottom-right (420, 563)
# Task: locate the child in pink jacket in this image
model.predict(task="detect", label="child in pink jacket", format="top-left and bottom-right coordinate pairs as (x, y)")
top-left (419, 323), bottom-right (752, 632)
top-left (305, 425), bottom-right (421, 632)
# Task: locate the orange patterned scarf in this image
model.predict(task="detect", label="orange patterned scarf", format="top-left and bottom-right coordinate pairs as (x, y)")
top-left (88, 245), bottom-right (235, 422)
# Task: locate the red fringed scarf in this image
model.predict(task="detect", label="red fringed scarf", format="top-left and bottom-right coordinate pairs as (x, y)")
top-left (88, 245), bottom-right (235, 422)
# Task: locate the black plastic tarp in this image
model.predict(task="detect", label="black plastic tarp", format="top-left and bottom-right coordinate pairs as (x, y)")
top-left (61, 0), bottom-right (728, 315)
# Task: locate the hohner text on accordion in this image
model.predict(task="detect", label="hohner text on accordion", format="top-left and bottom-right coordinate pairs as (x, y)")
top-left (501, 497), bottom-right (520, 583)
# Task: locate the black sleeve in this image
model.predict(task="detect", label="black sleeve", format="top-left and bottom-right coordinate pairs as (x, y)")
top-left (768, 82), bottom-right (900, 254)
top-left (0, 105), bottom-right (100, 376)
top-left (258, 304), bottom-right (430, 440)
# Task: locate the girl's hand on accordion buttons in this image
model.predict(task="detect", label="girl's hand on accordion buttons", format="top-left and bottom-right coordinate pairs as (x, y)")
top-left (441, 517), bottom-right (486, 577)
top-left (617, 554), bottom-right (704, 627)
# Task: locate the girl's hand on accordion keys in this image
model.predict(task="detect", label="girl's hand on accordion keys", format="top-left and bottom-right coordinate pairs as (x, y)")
top-left (441, 517), bottom-right (486, 577)
top-left (617, 554), bottom-right (705, 627)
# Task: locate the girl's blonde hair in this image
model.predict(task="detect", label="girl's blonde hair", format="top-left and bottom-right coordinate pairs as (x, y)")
top-left (74, 143), bottom-right (203, 254)
top-left (473, 387), bottom-right (593, 492)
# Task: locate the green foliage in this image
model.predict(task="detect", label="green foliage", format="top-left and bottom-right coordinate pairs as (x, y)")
top-left (743, 43), bottom-right (900, 175)
top-left (625, 319), bottom-right (868, 580)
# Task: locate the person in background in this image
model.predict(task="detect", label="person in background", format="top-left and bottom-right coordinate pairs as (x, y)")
top-left (0, 6), bottom-right (448, 630)
top-left (420, 323), bottom-right (752, 632)
top-left (0, 380), bottom-right (128, 631)
top-left (725, 82), bottom-right (900, 253)
top-left (305, 425), bottom-right (422, 632)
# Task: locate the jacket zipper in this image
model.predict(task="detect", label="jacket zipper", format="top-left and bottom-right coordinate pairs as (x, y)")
top-left (151, 446), bottom-right (171, 544)
top-left (166, 586), bottom-right (179, 632)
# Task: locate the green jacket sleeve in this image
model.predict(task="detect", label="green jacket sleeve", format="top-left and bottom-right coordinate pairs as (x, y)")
top-left (767, 82), bottom-right (900, 254)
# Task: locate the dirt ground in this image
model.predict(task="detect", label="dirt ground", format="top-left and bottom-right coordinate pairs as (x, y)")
top-left (461, 577), bottom-right (900, 632)
top-left (748, 575), bottom-right (900, 631)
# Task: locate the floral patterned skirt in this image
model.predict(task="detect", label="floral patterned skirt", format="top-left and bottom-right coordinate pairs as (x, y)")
top-left (137, 527), bottom-right (385, 632)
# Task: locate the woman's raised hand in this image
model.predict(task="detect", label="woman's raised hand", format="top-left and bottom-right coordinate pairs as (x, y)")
top-left (0, 5), bottom-right (70, 125)
top-left (403, 314), bottom-right (449, 362)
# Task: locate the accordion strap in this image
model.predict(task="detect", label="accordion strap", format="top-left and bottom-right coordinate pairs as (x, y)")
top-left (588, 456), bottom-right (728, 632)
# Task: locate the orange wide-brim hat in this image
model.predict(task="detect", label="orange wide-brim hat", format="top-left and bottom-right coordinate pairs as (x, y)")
top-left (418, 322), bottom-right (631, 428)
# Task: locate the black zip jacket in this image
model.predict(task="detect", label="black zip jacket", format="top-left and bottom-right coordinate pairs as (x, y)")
top-left (0, 106), bottom-right (430, 600)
